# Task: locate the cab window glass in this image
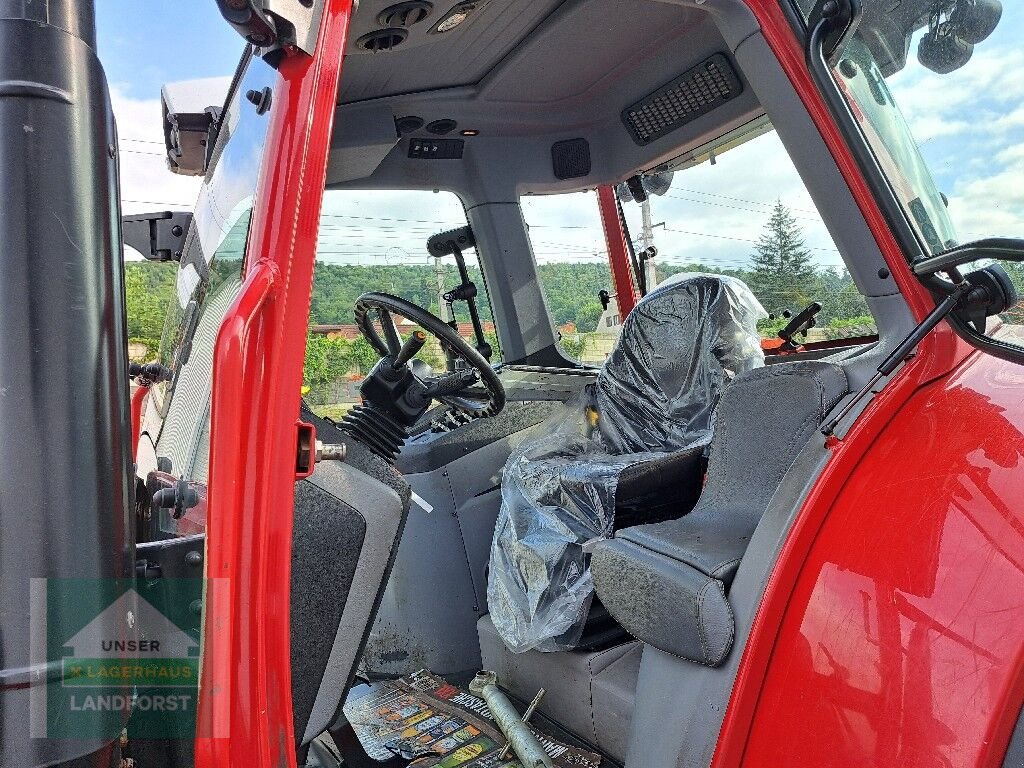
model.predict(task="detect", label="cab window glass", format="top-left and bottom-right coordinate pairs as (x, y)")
top-left (798, 0), bottom-right (1023, 341)
top-left (521, 190), bottom-right (617, 364)
top-left (305, 190), bottom-right (494, 421)
top-left (620, 125), bottom-right (870, 341)
top-left (610, 124), bottom-right (872, 348)
top-left (147, 49), bottom-right (274, 535)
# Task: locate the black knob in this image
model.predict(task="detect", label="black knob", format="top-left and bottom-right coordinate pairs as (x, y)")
top-left (392, 330), bottom-right (427, 369)
top-left (152, 480), bottom-right (199, 519)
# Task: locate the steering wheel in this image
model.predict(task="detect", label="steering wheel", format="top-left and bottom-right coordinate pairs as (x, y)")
top-left (354, 292), bottom-right (505, 418)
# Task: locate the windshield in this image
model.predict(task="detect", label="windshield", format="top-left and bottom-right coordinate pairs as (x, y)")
top-left (834, 37), bottom-right (957, 253)
top-left (304, 189), bottom-right (494, 421)
top-left (808, 0), bottom-right (1022, 260)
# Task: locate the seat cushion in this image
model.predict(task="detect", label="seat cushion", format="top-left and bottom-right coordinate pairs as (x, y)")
top-left (616, 511), bottom-right (757, 586)
top-left (593, 541), bottom-right (735, 666)
top-left (477, 614), bottom-right (641, 762)
top-left (592, 361), bottom-right (848, 666)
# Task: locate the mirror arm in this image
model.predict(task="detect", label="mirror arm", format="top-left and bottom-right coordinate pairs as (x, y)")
top-left (122, 211), bottom-right (193, 262)
top-left (912, 237), bottom-right (1024, 276)
top-left (806, 0), bottom-right (862, 67)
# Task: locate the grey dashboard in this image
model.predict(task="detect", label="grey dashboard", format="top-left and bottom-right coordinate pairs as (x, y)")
top-left (397, 366), bottom-right (594, 474)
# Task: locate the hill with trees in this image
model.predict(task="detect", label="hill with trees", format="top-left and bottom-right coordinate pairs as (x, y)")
top-left (125, 201), bottom-right (878, 358)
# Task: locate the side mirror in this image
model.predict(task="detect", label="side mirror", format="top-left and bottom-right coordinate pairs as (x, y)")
top-left (160, 78), bottom-right (231, 177)
top-left (123, 211), bottom-right (192, 262)
top-left (615, 170), bottom-right (675, 203)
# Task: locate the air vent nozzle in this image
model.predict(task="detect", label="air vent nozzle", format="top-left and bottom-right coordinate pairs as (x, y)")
top-left (395, 116), bottom-right (425, 135)
top-left (356, 28), bottom-right (409, 52)
top-left (378, 1), bottom-right (433, 27)
top-left (425, 119), bottom-right (457, 135)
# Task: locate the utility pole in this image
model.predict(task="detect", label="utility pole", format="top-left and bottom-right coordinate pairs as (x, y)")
top-left (640, 198), bottom-right (657, 290)
top-left (435, 255), bottom-right (450, 322)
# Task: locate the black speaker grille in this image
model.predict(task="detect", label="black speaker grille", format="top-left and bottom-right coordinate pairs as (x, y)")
top-left (622, 53), bottom-right (743, 146)
top-left (551, 138), bottom-right (591, 180)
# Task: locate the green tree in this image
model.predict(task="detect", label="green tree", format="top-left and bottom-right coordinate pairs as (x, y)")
top-left (814, 266), bottom-right (869, 323)
top-left (575, 301), bottom-right (604, 333)
top-left (124, 262), bottom-right (175, 341)
top-left (347, 336), bottom-right (382, 374)
top-left (749, 201), bottom-right (818, 313)
top-left (560, 334), bottom-right (587, 360)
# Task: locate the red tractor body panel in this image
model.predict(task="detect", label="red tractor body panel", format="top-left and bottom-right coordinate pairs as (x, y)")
top-left (195, 0), bottom-right (352, 764)
top-left (739, 326), bottom-right (1024, 767)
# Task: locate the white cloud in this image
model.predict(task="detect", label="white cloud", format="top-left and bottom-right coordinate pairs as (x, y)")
top-left (518, 131), bottom-right (841, 272)
top-left (877, 8), bottom-right (1024, 245)
top-left (996, 145), bottom-right (1024, 165)
top-left (910, 116), bottom-right (972, 144)
top-left (949, 166), bottom-right (1024, 238)
top-left (892, 39), bottom-right (1024, 122)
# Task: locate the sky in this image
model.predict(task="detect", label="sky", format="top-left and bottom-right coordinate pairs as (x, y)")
top-left (98, 2), bottom-right (1023, 273)
top-left (97, 1), bottom-right (243, 219)
top-left (887, 10), bottom-right (1024, 242)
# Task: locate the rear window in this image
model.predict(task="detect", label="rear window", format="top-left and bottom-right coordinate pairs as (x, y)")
top-left (619, 123), bottom-right (875, 343)
top-left (521, 190), bottom-right (617, 363)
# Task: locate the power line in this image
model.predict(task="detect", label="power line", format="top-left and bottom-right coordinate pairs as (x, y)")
top-left (319, 212), bottom-right (459, 226)
top-left (122, 199), bottom-right (195, 207)
top-left (661, 226), bottom-right (841, 256)
top-left (120, 136), bottom-right (165, 146)
top-left (667, 186), bottom-right (821, 218)
top-left (661, 192), bottom-right (826, 224)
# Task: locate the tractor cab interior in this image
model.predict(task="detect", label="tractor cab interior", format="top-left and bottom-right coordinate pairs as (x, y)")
top-left (136, 0), bottom-right (971, 764)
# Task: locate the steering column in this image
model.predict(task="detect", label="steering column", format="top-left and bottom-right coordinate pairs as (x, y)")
top-left (336, 292), bottom-right (506, 461)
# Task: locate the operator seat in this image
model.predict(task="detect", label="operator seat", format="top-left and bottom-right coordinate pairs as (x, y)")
top-left (487, 274), bottom-right (766, 654)
top-left (591, 359), bottom-right (849, 666)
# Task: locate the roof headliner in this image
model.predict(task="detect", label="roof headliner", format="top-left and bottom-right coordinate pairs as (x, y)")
top-left (330, 0), bottom-right (765, 193)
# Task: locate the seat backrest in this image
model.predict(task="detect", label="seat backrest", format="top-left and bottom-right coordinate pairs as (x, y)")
top-left (290, 410), bottom-right (410, 745)
top-left (595, 274), bottom-right (766, 454)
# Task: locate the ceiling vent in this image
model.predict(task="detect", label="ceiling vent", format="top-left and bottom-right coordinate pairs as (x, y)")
top-left (622, 53), bottom-right (743, 146)
top-left (378, 1), bottom-right (433, 27)
top-left (395, 116), bottom-right (425, 135)
top-left (356, 28), bottom-right (409, 52)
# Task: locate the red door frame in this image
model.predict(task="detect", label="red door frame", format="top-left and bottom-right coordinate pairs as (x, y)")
top-left (597, 184), bottom-right (639, 317)
top-left (194, 2), bottom-right (352, 766)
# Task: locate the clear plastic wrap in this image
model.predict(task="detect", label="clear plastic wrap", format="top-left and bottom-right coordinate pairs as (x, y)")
top-left (487, 274), bottom-right (766, 653)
